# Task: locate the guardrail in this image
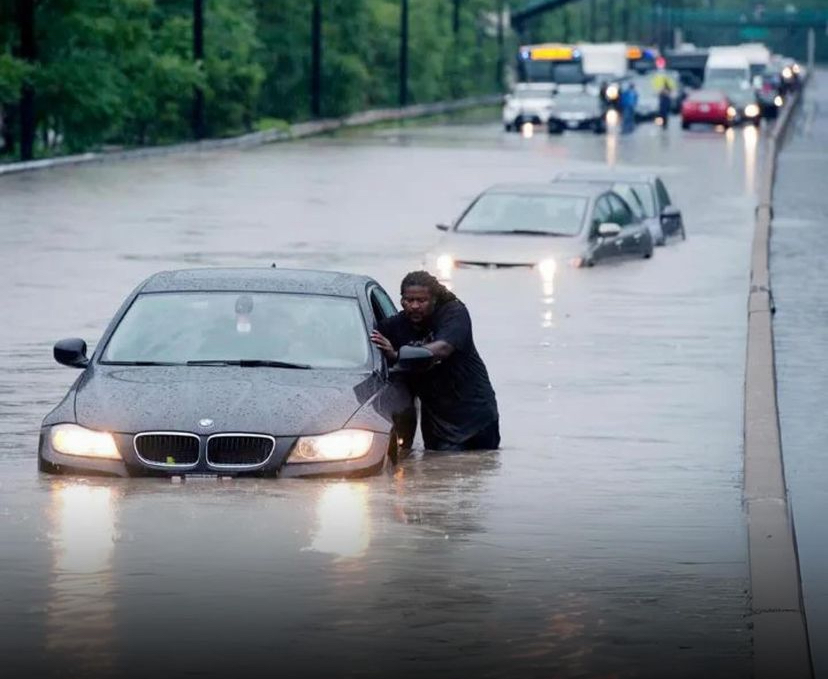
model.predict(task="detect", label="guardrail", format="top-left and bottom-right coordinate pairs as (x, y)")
top-left (0, 94), bottom-right (502, 177)
top-left (744, 83), bottom-right (814, 679)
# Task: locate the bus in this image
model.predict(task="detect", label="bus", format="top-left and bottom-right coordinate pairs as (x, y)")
top-left (516, 43), bottom-right (586, 86)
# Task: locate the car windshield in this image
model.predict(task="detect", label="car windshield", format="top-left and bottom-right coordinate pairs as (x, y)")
top-left (514, 88), bottom-right (553, 100)
top-left (612, 184), bottom-right (646, 219)
top-left (689, 90), bottom-right (725, 103)
top-left (456, 192), bottom-right (587, 236)
top-left (628, 182), bottom-right (657, 217)
top-left (101, 292), bottom-right (370, 369)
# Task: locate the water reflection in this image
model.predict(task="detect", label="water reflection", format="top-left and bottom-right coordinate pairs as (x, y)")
top-left (307, 481), bottom-right (371, 559)
top-left (604, 129), bottom-right (618, 167)
top-left (46, 482), bottom-right (120, 676)
top-left (743, 125), bottom-right (758, 195)
top-left (724, 126), bottom-right (736, 170)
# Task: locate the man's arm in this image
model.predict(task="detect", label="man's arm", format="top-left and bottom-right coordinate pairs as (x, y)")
top-left (420, 340), bottom-right (454, 359)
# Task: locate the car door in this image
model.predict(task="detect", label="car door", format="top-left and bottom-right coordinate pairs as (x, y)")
top-left (367, 285), bottom-right (416, 450)
top-left (607, 193), bottom-right (644, 256)
top-left (655, 178), bottom-right (682, 236)
top-left (587, 195), bottom-right (618, 263)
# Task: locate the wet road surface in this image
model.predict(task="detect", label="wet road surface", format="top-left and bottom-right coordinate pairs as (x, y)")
top-left (0, 113), bottom-right (766, 677)
top-left (772, 70), bottom-right (828, 679)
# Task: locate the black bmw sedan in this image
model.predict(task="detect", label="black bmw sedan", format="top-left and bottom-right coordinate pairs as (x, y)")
top-left (39, 268), bottom-right (419, 478)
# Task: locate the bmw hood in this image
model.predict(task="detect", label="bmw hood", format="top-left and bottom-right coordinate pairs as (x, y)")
top-left (431, 232), bottom-right (582, 267)
top-left (74, 366), bottom-right (375, 436)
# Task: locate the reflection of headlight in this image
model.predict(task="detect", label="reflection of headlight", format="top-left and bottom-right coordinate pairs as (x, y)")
top-left (537, 258), bottom-right (557, 281)
top-left (288, 430), bottom-right (374, 463)
top-left (606, 84), bottom-right (619, 100)
top-left (436, 253), bottom-right (454, 279)
top-left (51, 424), bottom-right (120, 460)
top-left (744, 104), bottom-right (760, 118)
top-left (774, 95), bottom-right (784, 107)
top-left (727, 106), bottom-right (737, 119)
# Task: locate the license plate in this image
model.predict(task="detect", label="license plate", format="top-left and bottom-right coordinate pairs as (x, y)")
top-left (699, 104), bottom-right (710, 113)
top-left (566, 121), bottom-right (579, 128)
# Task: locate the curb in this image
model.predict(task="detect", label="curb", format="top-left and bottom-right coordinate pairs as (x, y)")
top-left (745, 84), bottom-right (814, 679)
top-left (0, 94), bottom-right (501, 177)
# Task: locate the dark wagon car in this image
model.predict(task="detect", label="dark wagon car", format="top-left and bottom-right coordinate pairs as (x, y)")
top-left (39, 268), bottom-right (419, 479)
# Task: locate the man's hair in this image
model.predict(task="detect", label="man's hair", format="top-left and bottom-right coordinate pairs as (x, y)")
top-left (401, 270), bottom-right (459, 307)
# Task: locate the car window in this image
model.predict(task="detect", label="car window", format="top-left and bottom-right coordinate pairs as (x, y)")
top-left (607, 193), bottom-right (634, 226)
top-left (630, 182), bottom-right (657, 217)
top-left (591, 196), bottom-right (613, 234)
top-left (612, 183), bottom-right (646, 220)
top-left (101, 292), bottom-right (370, 369)
top-left (655, 179), bottom-right (671, 210)
top-left (369, 286), bottom-right (397, 321)
top-left (456, 191), bottom-right (588, 236)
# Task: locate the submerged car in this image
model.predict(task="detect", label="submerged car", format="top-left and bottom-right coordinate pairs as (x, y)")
top-left (428, 182), bottom-right (653, 280)
top-left (553, 171), bottom-right (686, 244)
top-left (547, 90), bottom-right (608, 134)
top-left (681, 89), bottom-right (738, 129)
top-left (39, 268), bottom-right (422, 479)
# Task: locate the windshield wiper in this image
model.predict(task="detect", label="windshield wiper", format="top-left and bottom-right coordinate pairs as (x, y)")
top-left (186, 359), bottom-right (312, 370)
top-left (102, 360), bottom-right (183, 366)
top-left (502, 229), bottom-right (568, 237)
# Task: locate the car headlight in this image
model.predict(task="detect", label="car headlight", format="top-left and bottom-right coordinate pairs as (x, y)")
top-left (537, 258), bottom-right (557, 281)
top-left (50, 423), bottom-right (121, 460)
top-left (288, 430), bottom-right (374, 464)
top-left (792, 64), bottom-right (800, 75)
top-left (782, 67), bottom-right (793, 79)
top-left (605, 84), bottom-right (619, 100)
top-left (727, 106), bottom-right (737, 119)
top-left (744, 104), bottom-right (760, 118)
top-left (436, 253), bottom-right (454, 279)
top-left (774, 95), bottom-right (784, 107)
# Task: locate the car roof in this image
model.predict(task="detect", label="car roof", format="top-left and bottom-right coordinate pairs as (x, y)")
top-left (554, 170), bottom-right (659, 184)
top-left (139, 267), bottom-right (375, 297)
top-left (485, 182), bottom-right (607, 199)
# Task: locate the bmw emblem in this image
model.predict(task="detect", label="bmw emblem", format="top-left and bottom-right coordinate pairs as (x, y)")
top-left (199, 418), bottom-right (214, 430)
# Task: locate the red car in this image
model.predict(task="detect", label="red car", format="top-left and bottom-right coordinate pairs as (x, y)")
top-left (681, 89), bottom-right (737, 129)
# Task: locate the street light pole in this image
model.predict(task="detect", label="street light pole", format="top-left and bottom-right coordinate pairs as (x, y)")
top-left (192, 0), bottom-right (206, 140)
top-left (453, 0), bottom-right (461, 35)
top-left (399, 0), bottom-right (409, 107)
top-left (311, 0), bottom-right (322, 117)
top-left (17, 0), bottom-right (35, 160)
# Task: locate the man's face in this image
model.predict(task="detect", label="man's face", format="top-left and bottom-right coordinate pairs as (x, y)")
top-left (401, 285), bottom-right (435, 324)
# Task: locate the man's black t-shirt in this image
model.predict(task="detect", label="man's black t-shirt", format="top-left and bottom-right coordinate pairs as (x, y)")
top-left (378, 300), bottom-right (498, 446)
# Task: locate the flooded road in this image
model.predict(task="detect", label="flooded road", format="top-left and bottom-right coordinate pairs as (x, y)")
top-left (1, 115), bottom-right (764, 678)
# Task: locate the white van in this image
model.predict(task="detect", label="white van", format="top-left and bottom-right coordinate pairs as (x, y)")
top-left (704, 47), bottom-right (752, 90)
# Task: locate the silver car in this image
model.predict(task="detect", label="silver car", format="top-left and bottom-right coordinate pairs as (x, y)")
top-left (426, 183), bottom-right (654, 282)
top-left (554, 171), bottom-right (686, 245)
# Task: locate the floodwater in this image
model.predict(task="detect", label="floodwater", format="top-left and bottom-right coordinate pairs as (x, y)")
top-left (0, 112), bottom-right (765, 678)
top-left (772, 70), bottom-right (828, 679)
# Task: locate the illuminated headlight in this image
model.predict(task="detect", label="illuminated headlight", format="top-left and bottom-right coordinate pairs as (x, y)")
top-left (774, 95), bottom-right (784, 107)
top-left (792, 64), bottom-right (801, 75)
top-left (288, 430), bottom-right (374, 463)
top-left (537, 258), bottom-right (557, 281)
top-left (782, 67), bottom-right (793, 79)
top-left (50, 424), bottom-right (120, 460)
top-left (727, 106), bottom-right (737, 119)
top-left (436, 253), bottom-right (455, 279)
top-left (744, 104), bottom-right (760, 118)
top-left (605, 84), bottom-right (619, 100)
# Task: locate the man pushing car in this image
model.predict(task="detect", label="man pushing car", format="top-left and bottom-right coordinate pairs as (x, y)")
top-left (370, 271), bottom-right (500, 451)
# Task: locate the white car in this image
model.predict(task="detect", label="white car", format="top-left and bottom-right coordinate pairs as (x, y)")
top-left (503, 84), bottom-right (555, 131)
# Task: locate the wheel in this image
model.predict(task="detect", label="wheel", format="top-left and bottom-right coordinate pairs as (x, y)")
top-left (548, 123), bottom-right (563, 135)
top-left (592, 121), bottom-right (606, 134)
top-left (584, 257), bottom-right (595, 268)
top-left (680, 223), bottom-right (687, 241)
top-left (504, 123), bottom-right (513, 132)
top-left (681, 120), bottom-right (690, 130)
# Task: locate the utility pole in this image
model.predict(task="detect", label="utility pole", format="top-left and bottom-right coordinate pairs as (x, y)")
top-left (563, 8), bottom-right (571, 42)
top-left (192, 0), bottom-right (206, 140)
top-left (399, 0), bottom-right (409, 107)
top-left (311, 0), bottom-right (322, 117)
top-left (453, 0), bottom-right (461, 35)
top-left (17, 0), bottom-right (35, 161)
top-left (590, 0), bottom-right (597, 41)
top-left (496, 1), bottom-right (505, 91)
top-left (622, 0), bottom-right (630, 41)
top-left (608, 0), bottom-right (615, 41)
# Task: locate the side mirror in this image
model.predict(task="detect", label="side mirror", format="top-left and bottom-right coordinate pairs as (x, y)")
top-left (435, 223), bottom-right (450, 231)
top-left (597, 222), bottom-right (622, 238)
top-left (393, 345), bottom-right (434, 373)
top-left (54, 338), bottom-right (89, 368)
top-left (660, 205), bottom-right (680, 223)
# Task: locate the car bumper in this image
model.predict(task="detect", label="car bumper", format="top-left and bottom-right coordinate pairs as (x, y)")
top-left (548, 115), bottom-right (602, 130)
top-left (38, 427), bottom-right (391, 479)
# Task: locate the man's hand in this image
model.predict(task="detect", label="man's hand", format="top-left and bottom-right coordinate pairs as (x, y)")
top-left (370, 330), bottom-right (398, 363)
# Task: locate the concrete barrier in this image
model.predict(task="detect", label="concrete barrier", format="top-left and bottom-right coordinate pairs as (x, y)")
top-left (745, 85), bottom-right (814, 679)
top-left (0, 94), bottom-right (501, 177)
